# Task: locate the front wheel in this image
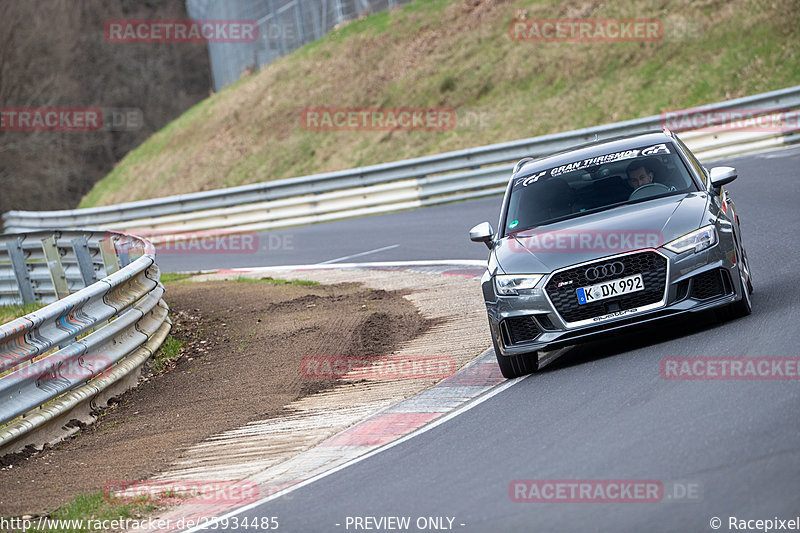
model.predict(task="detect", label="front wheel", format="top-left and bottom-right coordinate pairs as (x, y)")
top-left (719, 260), bottom-right (752, 321)
top-left (491, 327), bottom-right (538, 379)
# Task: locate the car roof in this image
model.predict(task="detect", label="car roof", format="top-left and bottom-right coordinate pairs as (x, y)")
top-left (515, 130), bottom-right (675, 177)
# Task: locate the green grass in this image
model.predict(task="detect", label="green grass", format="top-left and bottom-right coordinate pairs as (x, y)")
top-left (151, 335), bottom-right (183, 373)
top-left (17, 492), bottom-right (156, 533)
top-left (158, 272), bottom-right (197, 284)
top-left (78, 0), bottom-right (800, 208)
top-left (0, 302), bottom-right (44, 323)
top-left (234, 276), bottom-right (319, 286)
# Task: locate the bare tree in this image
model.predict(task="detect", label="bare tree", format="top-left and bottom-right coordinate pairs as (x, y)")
top-left (0, 0), bottom-right (211, 215)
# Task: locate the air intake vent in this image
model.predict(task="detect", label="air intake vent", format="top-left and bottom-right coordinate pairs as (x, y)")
top-left (690, 269), bottom-right (731, 300)
top-left (501, 316), bottom-right (541, 345)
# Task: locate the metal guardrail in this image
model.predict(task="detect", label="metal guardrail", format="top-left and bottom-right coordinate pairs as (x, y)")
top-left (0, 230), bottom-right (140, 306)
top-left (4, 86), bottom-right (800, 240)
top-left (0, 230), bottom-right (170, 454)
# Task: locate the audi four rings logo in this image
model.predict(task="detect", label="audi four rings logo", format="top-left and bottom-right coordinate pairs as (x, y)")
top-left (585, 261), bottom-right (625, 281)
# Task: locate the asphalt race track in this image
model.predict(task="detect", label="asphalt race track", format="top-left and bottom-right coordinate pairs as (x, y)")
top-left (175, 146), bottom-right (800, 532)
top-left (154, 194), bottom-right (501, 272)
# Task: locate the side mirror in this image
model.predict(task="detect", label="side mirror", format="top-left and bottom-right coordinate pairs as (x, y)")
top-left (469, 222), bottom-right (494, 249)
top-left (709, 166), bottom-right (737, 189)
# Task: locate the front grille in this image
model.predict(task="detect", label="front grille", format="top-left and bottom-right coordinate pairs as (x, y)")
top-left (690, 269), bottom-right (732, 300)
top-left (545, 252), bottom-right (668, 324)
top-left (501, 316), bottom-right (541, 345)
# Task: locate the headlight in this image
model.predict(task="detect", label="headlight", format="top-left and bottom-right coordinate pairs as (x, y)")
top-left (495, 274), bottom-right (544, 295)
top-left (664, 225), bottom-right (717, 254)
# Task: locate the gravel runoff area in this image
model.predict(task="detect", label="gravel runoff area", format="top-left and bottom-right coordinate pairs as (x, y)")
top-left (150, 267), bottom-right (488, 482)
top-left (0, 266), bottom-right (489, 520)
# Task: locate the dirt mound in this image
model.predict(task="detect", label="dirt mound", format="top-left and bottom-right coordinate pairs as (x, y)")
top-left (0, 280), bottom-right (430, 517)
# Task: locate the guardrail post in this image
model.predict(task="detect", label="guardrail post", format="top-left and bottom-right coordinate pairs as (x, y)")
top-left (118, 247), bottom-right (131, 267)
top-left (5, 238), bottom-right (36, 304)
top-left (112, 235), bottom-right (137, 268)
top-left (128, 242), bottom-right (144, 263)
top-left (41, 235), bottom-right (70, 300)
top-left (98, 237), bottom-right (120, 276)
top-left (71, 236), bottom-right (97, 287)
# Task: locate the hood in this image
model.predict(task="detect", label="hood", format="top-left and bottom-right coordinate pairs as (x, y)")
top-left (494, 192), bottom-right (708, 274)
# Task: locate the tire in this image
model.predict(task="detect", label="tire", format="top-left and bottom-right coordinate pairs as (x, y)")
top-left (743, 248), bottom-right (754, 295)
top-left (719, 258), bottom-right (752, 320)
top-left (491, 327), bottom-right (538, 379)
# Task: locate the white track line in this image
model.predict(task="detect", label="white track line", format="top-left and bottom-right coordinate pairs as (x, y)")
top-left (318, 244), bottom-right (400, 264)
top-left (181, 371), bottom-right (529, 533)
top-left (182, 259), bottom-right (487, 274)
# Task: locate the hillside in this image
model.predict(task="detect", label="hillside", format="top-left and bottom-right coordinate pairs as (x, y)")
top-left (80, 0), bottom-right (800, 208)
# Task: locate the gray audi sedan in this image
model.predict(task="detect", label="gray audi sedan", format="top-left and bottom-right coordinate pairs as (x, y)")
top-left (470, 130), bottom-right (753, 378)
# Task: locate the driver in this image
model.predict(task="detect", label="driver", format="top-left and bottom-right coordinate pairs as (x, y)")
top-left (625, 160), bottom-right (655, 190)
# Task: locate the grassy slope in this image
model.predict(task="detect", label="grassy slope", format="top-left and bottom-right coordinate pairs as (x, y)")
top-left (0, 302), bottom-right (43, 323)
top-left (80, 0), bottom-right (800, 207)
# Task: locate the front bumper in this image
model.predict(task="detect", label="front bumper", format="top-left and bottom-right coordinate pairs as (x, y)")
top-left (484, 244), bottom-right (747, 357)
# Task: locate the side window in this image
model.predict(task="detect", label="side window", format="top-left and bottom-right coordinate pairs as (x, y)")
top-left (674, 136), bottom-right (707, 187)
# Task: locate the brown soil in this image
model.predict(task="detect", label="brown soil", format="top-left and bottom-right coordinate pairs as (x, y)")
top-left (0, 279), bottom-right (429, 517)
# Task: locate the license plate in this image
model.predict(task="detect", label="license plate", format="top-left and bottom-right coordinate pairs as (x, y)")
top-left (576, 274), bottom-right (644, 305)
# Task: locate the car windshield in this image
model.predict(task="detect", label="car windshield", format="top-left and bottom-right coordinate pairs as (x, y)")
top-left (503, 142), bottom-right (699, 235)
